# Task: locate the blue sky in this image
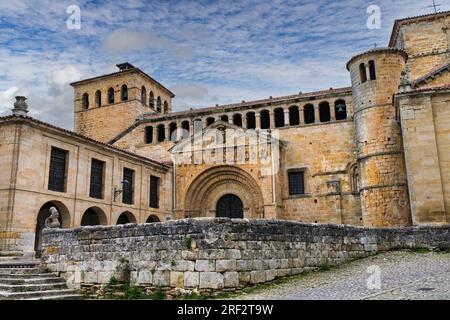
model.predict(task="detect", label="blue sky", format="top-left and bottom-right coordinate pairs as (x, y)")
top-left (0, 0), bottom-right (449, 129)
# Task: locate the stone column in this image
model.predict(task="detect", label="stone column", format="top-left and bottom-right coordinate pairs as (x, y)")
top-left (242, 116), bottom-right (248, 129)
top-left (152, 126), bottom-right (157, 145)
top-left (314, 105), bottom-right (320, 123)
top-left (269, 110), bottom-right (275, 129)
top-left (330, 102), bottom-right (336, 121)
top-left (165, 125), bottom-right (170, 141)
top-left (299, 108), bottom-right (304, 126)
top-left (255, 113), bottom-right (261, 129)
top-left (176, 122), bottom-right (183, 141)
top-left (366, 64), bottom-right (371, 81)
top-left (228, 116), bottom-right (234, 125)
top-left (284, 109), bottom-right (290, 127)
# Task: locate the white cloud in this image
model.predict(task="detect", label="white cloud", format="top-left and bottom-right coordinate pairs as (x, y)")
top-left (1, 0), bottom-right (449, 129)
top-left (46, 65), bottom-right (83, 96)
top-left (0, 86), bottom-right (20, 114)
top-left (102, 28), bottom-right (194, 59)
top-left (103, 29), bottom-right (163, 54)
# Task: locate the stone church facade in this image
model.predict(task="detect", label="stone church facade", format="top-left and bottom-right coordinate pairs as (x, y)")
top-left (1, 11), bottom-right (450, 259)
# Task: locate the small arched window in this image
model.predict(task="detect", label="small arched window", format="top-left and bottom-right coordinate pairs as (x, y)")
top-left (95, 90), bottom-right (101, 107)
top-left (303, 104), bottom-right (315, 124)
top-left (274, 108), bottom-right (285, 128)
top-left (169, 122), bottom-right (177, 142)
top-left (369, 60), bottom-right (376, 80)
top-left (233, 114), bottom-right (242, 127)
top-left (149, 91), bottom-right (155, 108)
top-left (260, 110), bottom-right (270, 129)
top-left (319, 101), bottom-right (331, 122)
top-left (359, 63), bottom-right (367, 83)
top-left (349, 163), bottom-right (359, 193)
top-left (157, 124), bottom-right (165, 142)
top-left (334, 99), bottom-right (347, 120)
top-left (121, 85), bottom-right (128, 101)
top-left (289, 106), bottom-right (300, 126)
top-left (141, 86), bottom-right (147, 105)
top-left (163, 101), bottom-right (169, 114)
top-left (246, 112), bottom-right (256, 129)
top-left (108, 88), bottom-right (114, 104)
top-left (82, 93), bottom-right (89, 109)
top-left (206, 117), bottom-right (215, 126)
top-left (220, 115), bottom-right (229, 122)
top-left (156, 97), bottom-right (162, 112)
top-left (145, 126), bottom-right (153, 144)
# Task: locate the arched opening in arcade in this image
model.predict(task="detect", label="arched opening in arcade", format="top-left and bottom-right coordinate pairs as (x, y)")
top-left (117, 211), bottom-right (137, 225)
top-left (146, 215), bottom-right (161, 223)
top-left (34, 201), bottom-right (70, 257)
top-left (81, 207), bottom-right (107, 226)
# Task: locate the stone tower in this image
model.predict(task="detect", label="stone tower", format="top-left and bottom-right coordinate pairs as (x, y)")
top-left (71, 63), bottom-right (175, 143)
top-left (347, 48), bottom-right (411, 227)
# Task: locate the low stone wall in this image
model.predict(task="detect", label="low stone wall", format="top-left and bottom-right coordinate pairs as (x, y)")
top-left (42, 218), bottom-right (450, 292)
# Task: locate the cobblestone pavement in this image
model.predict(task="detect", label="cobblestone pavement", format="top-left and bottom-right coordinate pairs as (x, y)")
top-left (234, 250), bottom-right (450, 300)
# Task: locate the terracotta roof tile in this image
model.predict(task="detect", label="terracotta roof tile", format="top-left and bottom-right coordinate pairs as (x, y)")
top-left (0, 115), bottom-right (171, 169)
top-left (346, 47), bottom-right (408, 71)
top-left (412, 60), bottom-right (450, 87)
top-left (396, 83), bottom-right (450, 96)
top-left (389, 10), bottom-right (450, 47)
top-left (142, 87), bottom-right (352, 122)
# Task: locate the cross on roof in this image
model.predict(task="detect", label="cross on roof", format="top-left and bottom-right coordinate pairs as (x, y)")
top-left (427, 0), bottom-right (442, 13)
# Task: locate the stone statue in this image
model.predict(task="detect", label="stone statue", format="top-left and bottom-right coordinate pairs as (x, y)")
top-left (399, 71), bottom-right (412, 93)
top-left (45, 207), bottom-right (61, 228)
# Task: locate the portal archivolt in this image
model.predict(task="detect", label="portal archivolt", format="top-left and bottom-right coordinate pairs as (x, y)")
top-left (183, 166), bottom-right (264, 218)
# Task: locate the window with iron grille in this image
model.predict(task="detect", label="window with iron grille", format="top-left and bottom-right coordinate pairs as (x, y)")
top-left (150, 175), bottom-right (159, 209)
top-left (48, 147), bottom-right (68, 192)
top-left (89, 159), bottom-right (104, 199)
top-left (288, 171), bottom-right (305, 195)
top-left (122, 168), bottom-right (134, 204)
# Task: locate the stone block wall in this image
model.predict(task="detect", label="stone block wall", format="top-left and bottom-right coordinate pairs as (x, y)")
top-left (42, 218), bottom-right (450, 292)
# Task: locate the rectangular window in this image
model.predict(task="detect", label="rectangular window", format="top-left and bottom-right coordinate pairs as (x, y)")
top-left (288, 171), bottom-right (305, 196)
top-left (150, 175), bottom-right (159, 209)
top-left (89, 159), bottom-right (104, 199)
top-left (122, 168), bottom-right (134, 204)
top-left (48, 147), bottom-right (68, 192)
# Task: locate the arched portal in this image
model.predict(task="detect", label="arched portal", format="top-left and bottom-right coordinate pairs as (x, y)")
top-left (34, 201), bottom-right (70, 257)
top-left (81, 207), bottom-right (107, 226)
top-left (184, 166), bottom-right (264, 218)
top-left (216, 194), bottom-right (244, 218)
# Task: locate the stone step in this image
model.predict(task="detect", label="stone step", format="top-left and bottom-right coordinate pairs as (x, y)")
top-left (28, 294), bottom-right (84, 300)
top-left (0, 251), bottom-right (23, 258)
top-left (0, 268), bottom-right (43, 275)
top-left (0, 282), bottom-right (67, 292)
top-left (0, 277), bottom-right (65, 285)
top-left (0, 260), bottom-right (40, 268)
top-left (0, 288), bottom-right (81, 300)
top-left (0, 272), bottom-right (58, 279)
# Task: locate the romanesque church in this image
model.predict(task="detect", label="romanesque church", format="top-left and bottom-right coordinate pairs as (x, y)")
top-left (1, 11), bottom-right (450, 259)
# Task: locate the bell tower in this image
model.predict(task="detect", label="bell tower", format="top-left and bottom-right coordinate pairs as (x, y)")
top-left (347, 48), bottom-right (411, 227)
top-left (71, 63), bottom-right (175, 143)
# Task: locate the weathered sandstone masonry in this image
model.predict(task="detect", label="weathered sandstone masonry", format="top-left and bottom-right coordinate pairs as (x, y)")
top-left (42, 218), bottom-right (450, 292)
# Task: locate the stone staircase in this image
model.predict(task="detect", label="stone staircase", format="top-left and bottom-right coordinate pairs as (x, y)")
top-left (0, 260), bottom-right (83, 300)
